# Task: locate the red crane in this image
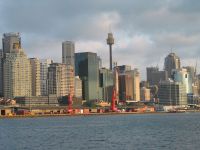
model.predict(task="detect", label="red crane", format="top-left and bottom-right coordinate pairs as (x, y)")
top-left (111, 88), bottom-right (117, 112)
top-left (67, 93), bottom-right (73, 113)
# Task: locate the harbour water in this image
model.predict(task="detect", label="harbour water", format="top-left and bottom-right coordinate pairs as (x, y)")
top-left (1, 113), bottom-right (200, 150)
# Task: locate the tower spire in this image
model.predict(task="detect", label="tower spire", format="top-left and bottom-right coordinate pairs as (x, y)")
top-left (107, 32), bottom-right (114, 70)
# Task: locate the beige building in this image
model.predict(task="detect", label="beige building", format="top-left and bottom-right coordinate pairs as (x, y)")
top-left (126, 69), bottom-right (140, 101)
top-left (119, 69), bottom-right (140, 101)
top-left (48, 63), bottom-right (67, 97)
top-left (75, 76), bottom-right (82, 98)
top-left (30, 58), bottom-right (41, 96)
top-left (140, 87), bottom-right (151, 101)
top-left (3, 49), bottom-right (32, 98)
top-left (66, 65), bottom-right (75, 96)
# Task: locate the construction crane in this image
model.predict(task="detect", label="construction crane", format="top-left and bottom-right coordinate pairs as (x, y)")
top-left (111, 87), bottom-right (117, 112)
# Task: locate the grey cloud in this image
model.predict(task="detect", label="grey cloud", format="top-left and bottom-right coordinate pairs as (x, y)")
top-left (0, 0), bottom-right (200, 79)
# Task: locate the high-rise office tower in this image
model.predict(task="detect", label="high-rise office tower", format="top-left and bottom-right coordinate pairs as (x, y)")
top-left (158, 80), bottom-right (187, 106)
top-left (99, 68), bottom-right (114, 102)
top-left (2, 32), bottom-right (21, 54)
top-left (30, 58), bottom-right (41, 96)
top-left (183, 66), bottom-right (196, 83)
top-left (164, 53), bottom-right (181, 78)
top-left (172, 68), bottom-right (192, 94)
top-left (40, 59), bottom-right (53, 96)
top-left (146, 67), bottom-right (168, 86)
top-left (75, 52), bottom-right (99, 101)
top-left (48, 63), bottom-right (67, 98)
top-left (3, 48), bottom-right (32, 98)
top-left (118, 69), bottom-right (140, 101)
top-left (107, 33), bottom-right (114, 70)
top-left (62, 41), bottom-right (75, 69)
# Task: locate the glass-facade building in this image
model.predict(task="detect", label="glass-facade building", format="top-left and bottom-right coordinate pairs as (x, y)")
top-left (99, 68), bottom-right (113, 102)
top-left (75, 52), bottom-right (99, 101)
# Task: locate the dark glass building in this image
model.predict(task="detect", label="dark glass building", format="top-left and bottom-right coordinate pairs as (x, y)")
top-left (99, 68), bottom-right (113, 102)
top-left (75, 52), bottom-right (99, 101)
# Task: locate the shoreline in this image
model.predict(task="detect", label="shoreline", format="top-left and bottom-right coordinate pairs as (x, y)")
top-left (0, 111), bottom-right (186, 119)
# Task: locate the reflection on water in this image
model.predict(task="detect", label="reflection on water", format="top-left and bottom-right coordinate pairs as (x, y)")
top-left (1, 113), bottom-right (200, 150)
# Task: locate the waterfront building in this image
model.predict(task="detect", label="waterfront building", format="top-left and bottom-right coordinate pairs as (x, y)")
top-left (119, 74), bottom-right (131, 101)
top-left (40, 59), bottom-right (53, 96)
top-left (30, 58), bottom-right (41, 96)
top-left (119, 69), bottom-right (140, 101)
top-left (75, 76), bottom-right (82, 98)
top-left (164, 52), bottom-right (181, 78)
top-left (146, 67), bottom-right (168, 86)
top-left (183, 66), bottom-right (196, 83)
top-left (140, 87), bottom-right (151, 101)
top-left (3, 48), bottom-right (32, 98)
top-left (99, 68), bottom-right (114, 102)
top-left (48, 63), bottom-right (67, 98)
top-left (172, 68), bottom-right (192, 94)
top-left (158, 80), bottom-right (187, 106)
top-left (75, 52), bottom-right (99, 101)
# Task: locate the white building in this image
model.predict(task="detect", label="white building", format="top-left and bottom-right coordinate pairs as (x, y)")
top-left (3, 49), bottom-right (32, 98)
top-left (75, 76), bottom-right (82, 98)
top-left (40, 59), bottom-right (52, 96)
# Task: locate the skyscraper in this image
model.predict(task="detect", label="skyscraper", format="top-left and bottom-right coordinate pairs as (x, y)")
top-left (40, 59), bottom-right (53, 96)
top-left (119, 69), bottom-right (140, 101)
top-left (2, 32), bottom-right (21, 54)
top-left (99, 68), bottom-right (114, 102)
top-left (75, 52), bottom-right (99, 101)
top-left (30, 58), bottom-right (41, 96)
top-left (48, 63), bottom-right (67, 98)
top-left (158, 80), bottom-right (187, 106)
top-left (146, 67), bottom-right (168, 86)
top-left (3, 49), bottom-right (32, 98)
top-left (164, 53), bottom-right (181, 78)
top-left (172, 68), bottom-right (192, 94)
top-left (62, 41), bottom-right (75, 69)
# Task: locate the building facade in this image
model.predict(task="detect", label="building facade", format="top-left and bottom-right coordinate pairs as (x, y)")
top-left (40, 59), bottom-right (52, 96)
top-left (172, 68), bottom-right (192, 94)
top-left (119, 69), bottom-right (140, 101)
top-left (75, 76), bottom-right (82, 98)
top-left (48, 63), bottom-right (67, 98)
top-left (140, 87), bottom-right (151, 101)
top-left (30, 58), bottom-right (41, 96)
top-left (2, 32), bottom-right (21, 54)
top-left (3, 49), bottom-right (32, 98)
top-left (146, 67), bottom-right (168, 86)
top-left (164, 52), bottom-right (181, 78)
top-left (75, 52), bottom-right (99, 101)
top-left (62, 41), bottom-right (75, 69)
top-left (158, 80), bottom-right (187, 106)
top-left (99, 68), bottom-right (114, 102)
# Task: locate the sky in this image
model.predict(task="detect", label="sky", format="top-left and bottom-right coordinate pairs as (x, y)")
top-left (0, 0), bottom-right (200, 79)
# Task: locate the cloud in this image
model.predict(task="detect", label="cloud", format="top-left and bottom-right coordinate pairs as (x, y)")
top-left (0, 0), bottom-right (200, 79)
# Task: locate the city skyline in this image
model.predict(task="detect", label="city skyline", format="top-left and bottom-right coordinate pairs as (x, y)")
top-left (0, 0), bottom-right (200, 79)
